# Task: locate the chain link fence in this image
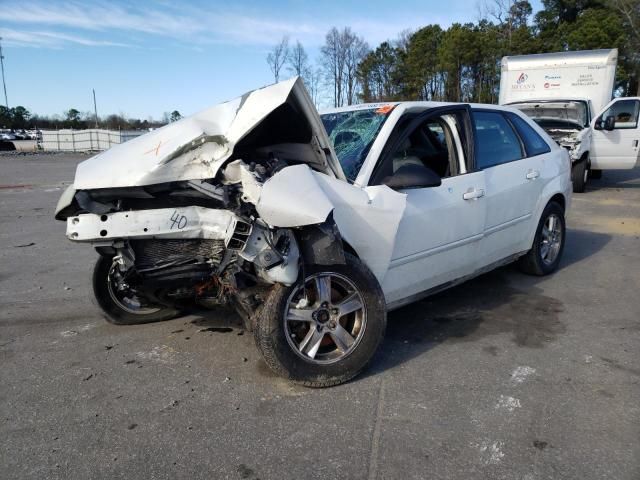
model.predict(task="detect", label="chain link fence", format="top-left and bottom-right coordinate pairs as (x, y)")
top-left (39, 129), bottom-right (145, 152)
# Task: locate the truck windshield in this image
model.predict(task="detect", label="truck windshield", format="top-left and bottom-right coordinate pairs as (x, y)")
top-left (509, 101), bottom-right (589, 130)
top-left (321, 107), bottom-right (392, 182)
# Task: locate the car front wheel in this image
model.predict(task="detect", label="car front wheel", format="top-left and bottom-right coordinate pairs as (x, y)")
top-left (518, 201), bottom-right (566, 276)
top-left (254, 253), bottom-right (386, 387)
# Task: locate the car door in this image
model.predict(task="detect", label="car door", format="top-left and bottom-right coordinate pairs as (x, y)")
top-left (368, 106), bottom-right (487, 306)
top-left (472, 109), bottom-right (547, 266)
top-left (590, 97), bottom-right (640, 170)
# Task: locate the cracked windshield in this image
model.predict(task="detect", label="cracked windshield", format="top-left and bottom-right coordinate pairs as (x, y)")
top-left (321, 106), bottom-right (393, 182)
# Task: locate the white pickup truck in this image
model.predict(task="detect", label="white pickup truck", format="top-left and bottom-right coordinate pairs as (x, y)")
top-left (500, 49), bottom-right (640, 192)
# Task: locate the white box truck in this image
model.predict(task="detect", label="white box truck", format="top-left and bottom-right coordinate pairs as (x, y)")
top-left (500, 48), bottom-right (640, 192)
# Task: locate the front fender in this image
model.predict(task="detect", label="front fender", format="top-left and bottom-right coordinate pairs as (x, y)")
top-left (256, 164), bottom-right (406, 282)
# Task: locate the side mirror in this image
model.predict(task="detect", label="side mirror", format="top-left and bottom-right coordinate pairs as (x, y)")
top-left (603, 116), bottom-right (616, 131)
top-left (383, 163), bottom-right (442, 190)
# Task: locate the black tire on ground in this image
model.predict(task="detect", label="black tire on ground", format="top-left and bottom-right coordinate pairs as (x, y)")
top-left (518, 201), bottom-right (566, 276)
top-left (254, 253), bottom-right (387, 388)
top-left (92, 254), bottom-right (179, 325)
top-left (571, 157), bottom-right (588, 193)
top-left (589, 169), bottom-right (602, 179)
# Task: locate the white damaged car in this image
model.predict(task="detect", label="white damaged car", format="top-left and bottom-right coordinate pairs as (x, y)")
top-left (56, 78), bottom-right (572, 387)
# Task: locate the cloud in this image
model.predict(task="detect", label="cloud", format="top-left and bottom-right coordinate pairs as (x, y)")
top-left (0, 28), bottom-right (131, 48)
top-left (0, 1), bottom-right (450, 49)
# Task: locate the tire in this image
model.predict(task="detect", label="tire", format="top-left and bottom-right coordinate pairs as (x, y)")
top-left (571, 157), bottom-right (588, 193)
top-left (589, 169), bottom-right (602, 179)
top-left (92, 255), bottom-right (180, 325)
top-left (518, 201), bottom-right (566, 276)
top-left (254, 253), bottom-right (386, 387)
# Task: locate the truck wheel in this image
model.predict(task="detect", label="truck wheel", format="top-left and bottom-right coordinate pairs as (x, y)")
top-left (93, 255), bottom-right (179, 325)
top-left (254, 253), bottom-right (386, 387)
top-left (571, 157), bottom-right (588, 193)
top-left (589, 169), bottom-right (602, 179)
top-left (518, 201), bottom-right (566, 276)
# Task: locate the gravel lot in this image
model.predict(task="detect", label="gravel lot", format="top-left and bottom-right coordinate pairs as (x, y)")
top-left (1, 153), bottom-right (639, 480)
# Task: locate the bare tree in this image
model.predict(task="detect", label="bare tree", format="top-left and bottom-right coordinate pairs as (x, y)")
top-left (343, 31), bottom-right (369, 105)
top-left (266, 36), bottom-right (290, 83)
top-left (321, 27), bottom-right (369, 107)
top-left (321, 28), bottom-right (346, 107)
top-left (306, 67), bottom-right (323, 107)
top-left (393, 28), bottom-right (414, 53)
top-left (287, 40), bottom-right (309, 78)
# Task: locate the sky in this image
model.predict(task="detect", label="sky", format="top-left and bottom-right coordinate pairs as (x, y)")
top-left (1, 0), bottom-right (543, 119)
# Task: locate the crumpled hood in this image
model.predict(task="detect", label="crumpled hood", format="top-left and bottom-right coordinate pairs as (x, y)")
top-left (73, 77), bottom-right (344, 189)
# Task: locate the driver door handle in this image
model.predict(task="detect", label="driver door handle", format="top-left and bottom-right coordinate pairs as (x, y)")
top-left (526, 169), bottom-right (540, 180)
top-left (633, 140), bottom-right (639, 150)
top-left (463, 188), bottom-right (485, 200)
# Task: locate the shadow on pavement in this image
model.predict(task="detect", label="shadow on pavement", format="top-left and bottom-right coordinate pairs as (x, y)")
top-left (587, 167), bottom-right (640, 190)
top-left (361, 227), bottom-right (611, 382)
top-left (155, 230), bottom-right (611, 385)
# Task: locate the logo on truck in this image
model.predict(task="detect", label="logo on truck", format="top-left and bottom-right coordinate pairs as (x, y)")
top-left (512, 72), bottom-right (535, 90)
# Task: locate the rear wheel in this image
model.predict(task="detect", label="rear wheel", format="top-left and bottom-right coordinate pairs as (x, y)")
top-left (254, 254), bottom-right (386, 387)
top-left (93, 255), bottom-right (179, 325)
top-left (518, 201), bottom-right (566, 276)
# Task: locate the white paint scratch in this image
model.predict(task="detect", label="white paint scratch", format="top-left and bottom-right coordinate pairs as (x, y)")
top-left (60, 324), bottom-right (95, 337)
top-left (474, 440), bottom-right (505, 464)
top-left (495, 395), bottom-right (521, 412)
top-left (136, 345), bottom-right (176, 363)
top-left (511, 366), bottom-right (536, 384)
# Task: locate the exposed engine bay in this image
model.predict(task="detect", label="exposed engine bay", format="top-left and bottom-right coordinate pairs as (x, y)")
top-left (509, 100), bottom-right (590, 161)
top-left (58, 155), bottom-right (330, 325)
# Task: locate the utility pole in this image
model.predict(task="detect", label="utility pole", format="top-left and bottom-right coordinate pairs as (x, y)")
top-left (0, 37), bottom-right (8, 108)
top-left (92, 89), bottom-right (98, 128)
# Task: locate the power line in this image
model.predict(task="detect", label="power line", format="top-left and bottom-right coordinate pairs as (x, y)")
top-left (0, 37), bottom-right (8, 108)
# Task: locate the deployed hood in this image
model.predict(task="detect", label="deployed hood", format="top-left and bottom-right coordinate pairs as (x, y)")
top-left (74, 77), bottom-right (344, 189)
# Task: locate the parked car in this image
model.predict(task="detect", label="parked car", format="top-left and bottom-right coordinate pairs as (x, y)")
top-left (55, 78), bottom-right (572, 387)
top-left (0, 131), bottom-right (16, 141)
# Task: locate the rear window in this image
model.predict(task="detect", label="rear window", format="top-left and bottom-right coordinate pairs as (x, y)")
top-left (473, 111), bottom-right (524, 169)
top-left (507, 113), bottom-right (551, 157)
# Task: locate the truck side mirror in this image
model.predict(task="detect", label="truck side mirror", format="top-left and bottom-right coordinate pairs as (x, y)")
top-left (603, 116), bottom-right (616, 131)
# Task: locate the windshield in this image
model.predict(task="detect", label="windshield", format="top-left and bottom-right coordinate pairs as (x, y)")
top-left (321, 107), bottom-right (392, 182)
top-left (509, 101), bottom-right (589, 130)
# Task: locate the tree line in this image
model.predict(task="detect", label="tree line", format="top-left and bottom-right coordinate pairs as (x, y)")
top-left (0, 105), bottom-right (183, 131)
top-left (267, 0), bottom-right (640, 107)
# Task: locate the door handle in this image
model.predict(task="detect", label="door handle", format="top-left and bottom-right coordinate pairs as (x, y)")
top-left (633, 140), bottom-right (639, 150)
top-left (463, 188), bottom-right (485, 200)
top-left (526, 170), bottom-right (540, 180)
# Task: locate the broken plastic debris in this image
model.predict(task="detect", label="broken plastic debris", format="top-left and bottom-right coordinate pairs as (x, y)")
top-left (375, 104), bottom-right (395, 114)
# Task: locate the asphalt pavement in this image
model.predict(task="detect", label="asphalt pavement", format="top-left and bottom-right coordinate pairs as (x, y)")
top-left (1, 153), bottom-right (638, 479)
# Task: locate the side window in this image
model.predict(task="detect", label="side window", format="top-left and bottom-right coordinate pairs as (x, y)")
top-left (507, 113), bottom-right (551, 157)
top-left (600, 99), bottom-right (640, 129)
top-left (388, 115), bottom-right (460, 179)
top-left (473, 111), bottom-right (524, 169)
